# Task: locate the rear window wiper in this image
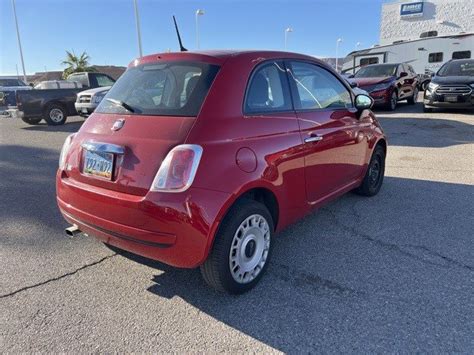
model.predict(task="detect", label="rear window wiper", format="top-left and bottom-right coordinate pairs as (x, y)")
top-left (105, 98), bottom-right (135, 113)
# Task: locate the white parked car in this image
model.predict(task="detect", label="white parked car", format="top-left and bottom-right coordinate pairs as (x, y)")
top-left (75, 86), bottom-right (111, 117)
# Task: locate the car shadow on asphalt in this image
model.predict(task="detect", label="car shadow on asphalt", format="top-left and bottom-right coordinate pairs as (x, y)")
top-left (20, 119), bottom-right (84, 133)
top-left (107, 176), bottom-right (473, 352)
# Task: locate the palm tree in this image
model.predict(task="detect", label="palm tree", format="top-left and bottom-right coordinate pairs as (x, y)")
top-left (61, 50), bottom-right (95, 79)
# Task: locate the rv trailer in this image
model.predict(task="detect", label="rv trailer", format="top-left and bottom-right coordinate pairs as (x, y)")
top-left (342, 33), bottom-right (473, 77)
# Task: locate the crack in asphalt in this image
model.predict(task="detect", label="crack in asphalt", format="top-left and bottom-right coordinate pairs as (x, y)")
top-left (0, 253), bottom-right (117, 299)
top-left (322, 207), bottom-right (473, 272)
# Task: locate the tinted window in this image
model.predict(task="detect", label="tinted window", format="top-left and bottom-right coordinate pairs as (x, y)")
top-left (288, 61), bottom-right (352, 110)
top-left (244, 61), bottom-right (292, 114)
top-left (96, 61), bottom-right (220, 117)
top-left (95, 74), bottom-right (115, 87)
top-left (437, 60), bottom-right (474, 77)
top-left (67, 74), bottom-right (88, 87)
top-left (452, 51), bottom-right (471, 60)
top-left (355, 64), bottom-right (398, 78)
top-left (429, 52), bottom-right (443, 63)
top-left (360, 57), bottom-right (379, 66)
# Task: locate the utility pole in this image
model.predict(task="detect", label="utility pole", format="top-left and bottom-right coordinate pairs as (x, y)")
top-left (12, 0), bottom-right (27, 83)
top-left (133, 0), bottom-right (143, 57)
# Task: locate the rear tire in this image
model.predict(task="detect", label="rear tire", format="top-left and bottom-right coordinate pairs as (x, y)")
top-left (21, 117), bottom-right (42, 125)
top-left (355, 145), bottom-right (385, 197)
top-left (201, 199), bottom-right (274, 294)
top-left (44, 103), bottom-right (67, 125)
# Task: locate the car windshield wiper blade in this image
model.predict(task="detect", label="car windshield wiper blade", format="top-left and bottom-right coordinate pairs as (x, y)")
top-left (106, 98), bottom-right (135, 113)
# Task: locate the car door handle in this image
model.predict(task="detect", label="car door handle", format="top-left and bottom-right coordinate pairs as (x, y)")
top-left (304, 135), bottom-right (323, 143)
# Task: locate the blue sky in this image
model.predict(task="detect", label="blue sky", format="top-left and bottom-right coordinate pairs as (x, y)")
top-left (1, 0), bottom-right (387, 75)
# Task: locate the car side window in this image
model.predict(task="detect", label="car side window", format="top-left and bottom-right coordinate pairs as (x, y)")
top-left (288, 61), bottom-right (352, 110)
top-left (244, 61), bottom-right (292, 114)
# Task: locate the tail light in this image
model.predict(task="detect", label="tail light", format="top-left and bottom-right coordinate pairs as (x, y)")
top-left (59, 133), bottom-right (75, 170)
top-left (151, 144), bottom-right (203, 192)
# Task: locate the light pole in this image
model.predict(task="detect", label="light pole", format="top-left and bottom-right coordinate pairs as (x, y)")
top-left (133, 0), bottom-right (143, 57)
top-left (335, 38), bottom-right (343, 72)
top-left (11, 0), bottom-right (27, 83)
top-left (284, 27), bottom-right (293, 51)
top-left (195, 9), bottom-right (205, 49)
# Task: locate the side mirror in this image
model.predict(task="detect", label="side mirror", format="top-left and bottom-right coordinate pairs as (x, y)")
top-left (399, 72), bottom-right (408, 78)
top-left (349, 81), bottom-right (358, 88)
top-left (430, 72), bottom-right (435, 78)
top-left (355, 94), bottom-right (373, 110)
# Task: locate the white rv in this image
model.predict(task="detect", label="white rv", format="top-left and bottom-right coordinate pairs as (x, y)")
top-left (342, 33), bottom-right (473, 77)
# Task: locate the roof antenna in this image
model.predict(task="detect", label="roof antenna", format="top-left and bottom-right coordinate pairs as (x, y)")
top-left (173, 16), bottom-right (188, 52)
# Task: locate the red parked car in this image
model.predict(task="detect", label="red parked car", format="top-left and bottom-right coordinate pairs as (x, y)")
top-left (349, 63), bottom-right (419, 110)
top-left (57, 50), bottom-right (387, 294)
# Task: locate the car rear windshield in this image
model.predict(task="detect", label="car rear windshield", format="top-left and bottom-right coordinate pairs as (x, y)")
top-left (354, 64), bottom-right (397, 78)
top-left (95, 61), bottom-right (220, 117)
top-left (437, 60), bottom-right (474, 77)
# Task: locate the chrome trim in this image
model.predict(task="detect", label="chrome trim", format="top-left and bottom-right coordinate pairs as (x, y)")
top-left (435, 85), bottom-right (472, 95)
top-left (81, 142), bottom-right (125, 155)
top-left (304, 135), bottom-right (323, 143)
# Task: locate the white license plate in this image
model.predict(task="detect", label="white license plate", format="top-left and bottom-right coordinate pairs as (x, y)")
top-left (445, 95), bottom-right (458, 103)
top-left (81, 108), bottom-right (88, 113)
top-left (83, 150), bottom-right (114, 180)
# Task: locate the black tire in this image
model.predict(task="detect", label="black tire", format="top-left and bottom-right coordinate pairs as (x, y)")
top-left (44, 103), bottom-right (67, 125)
top-left (200, 199), bottom-right (274, 294)
top-left (423, 105), bottom-right (433, 113)
top-left (407, 87), bottom-right (418, 105)
top-left (385, 90), bottom-right (398, 111)
top-left (21, 117), bottom-right (42, 125)
top-left (355, 145), bottom-right (385, 197)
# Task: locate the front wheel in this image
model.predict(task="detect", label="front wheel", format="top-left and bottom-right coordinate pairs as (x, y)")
top-left (201, 199), bottom-right (274, 294)
top-left (44, 104), bottom-right (67, 125)
top-left (355, 145), bottom-right (385, 197)
top-left (21, 117), bottom-right (42, 125)
top-left (386, 91), bottom-right (398, 111)
top-left (407, 87), bottom-right (418, 105)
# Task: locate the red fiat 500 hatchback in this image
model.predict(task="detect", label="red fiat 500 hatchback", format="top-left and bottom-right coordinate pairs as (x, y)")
top-left (57, 50), bottom-right (386, 294)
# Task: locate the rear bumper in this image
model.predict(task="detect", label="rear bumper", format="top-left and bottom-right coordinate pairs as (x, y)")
top-left (0, 107), bottom-right (23, 118)
top-left (57, 171), bottom-right (231, 268)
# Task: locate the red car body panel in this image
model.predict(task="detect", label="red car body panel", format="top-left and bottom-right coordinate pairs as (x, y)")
top-left (57, 50), bottom-right (386, 268)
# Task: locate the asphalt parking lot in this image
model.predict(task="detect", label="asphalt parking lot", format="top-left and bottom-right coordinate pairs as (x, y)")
top-left (1, 101), bottom-right (473, 352)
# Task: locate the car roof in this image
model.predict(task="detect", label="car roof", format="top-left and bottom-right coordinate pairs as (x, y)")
top-left (131, 50), bottom-right (324, 67)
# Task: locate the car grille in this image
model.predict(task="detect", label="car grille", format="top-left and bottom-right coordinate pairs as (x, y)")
top-left (435, 85), bottom-right (472, 95)
top-left (77, 95), bottom-right (92, 103)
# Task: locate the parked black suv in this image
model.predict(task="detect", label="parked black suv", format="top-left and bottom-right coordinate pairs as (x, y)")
top-left (424, 59), bottom-right (474, 112)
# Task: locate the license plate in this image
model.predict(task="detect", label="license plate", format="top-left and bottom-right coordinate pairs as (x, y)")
top-left (83, 150), bottom-right (114, 180)
top-left (81, 108), bottom-right (88, 114)
top-left (445, 95), bottom-right (458, 103)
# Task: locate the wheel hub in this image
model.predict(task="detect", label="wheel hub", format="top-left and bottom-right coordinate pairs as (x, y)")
top-left (229, 214), bottom-right (270, 284)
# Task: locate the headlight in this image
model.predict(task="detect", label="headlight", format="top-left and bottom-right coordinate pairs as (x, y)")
top-left (150, 144), bottom-right (203, 192)
top-left (371, 83), bottom-right (391, 92)
top-left (427, 82), bottom-right (439, 92)
top-left (470, 83), bottom-right (474, 89)
top-left (59, 133), bottom-right (75, 170)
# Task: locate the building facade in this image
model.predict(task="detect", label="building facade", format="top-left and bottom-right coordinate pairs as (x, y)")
top-left (380, 0), bottom-right (474, 45)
